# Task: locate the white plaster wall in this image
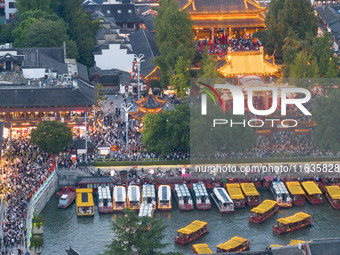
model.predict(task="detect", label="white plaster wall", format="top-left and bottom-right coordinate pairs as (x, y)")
top-left (5, 0), bottom-right (16, 20)
top-left (94, 43), bottom-right (134, 72)
top-left (22, 68), bottom-right (46, 79)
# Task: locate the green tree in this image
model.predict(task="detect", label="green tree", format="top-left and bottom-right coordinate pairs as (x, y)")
top-left (0, 23), bottom-right (15, 44)
top-left (154, 0), bottom-right (194, 86)
top-left (290, 51), bottom-right (319, 79)
top-left (16, 0), bottom-right (58, 14)
top-left (312, 89), bottom-right (340, 152)
top-left (59, 0), bottom-right (100, 66)
top-left (66, 40), bottom-right (79, 59)
top-left (170, 56), bottom-right (190, 99)
top-left (199, 49), bottom-right (220, 79)
top-left (142, 104), bottom-right (190, 155)
top-left (264, 0), bottom-right (317, 55)
top-left (101, 209), bottom-right (178, 255)
top-left (24, 19), bottom-right (68, 47)
top-left (95, 83), bottom-right (105, 101)
top-left (30, 121), bottom-right (73, 154)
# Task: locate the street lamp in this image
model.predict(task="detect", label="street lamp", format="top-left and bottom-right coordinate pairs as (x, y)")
top-left (121, 103), bottom-right (133, 151)
top-left (134, 54), bottom-right (145, 101)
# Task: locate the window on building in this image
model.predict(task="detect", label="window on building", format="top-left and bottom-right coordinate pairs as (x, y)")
top-left (128, 9), bottom-right (132, 13)
top-left (9, 2), bottom-right (15, 8)
top-left (127, 23), bottom-right (134, 29)
top-left (117, 9), bottom-right (121, 14)
top-left (9, 13), bottom-right (15, 19)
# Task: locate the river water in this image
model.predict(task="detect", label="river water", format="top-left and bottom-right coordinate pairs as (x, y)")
top-left (41, 190), bottom-right (340, 255)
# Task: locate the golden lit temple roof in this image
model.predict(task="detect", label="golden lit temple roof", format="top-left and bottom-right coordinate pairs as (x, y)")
top-left (178, 0), bottom-right (266, 29)
top-left (218, 47), bottom-right (280, 77)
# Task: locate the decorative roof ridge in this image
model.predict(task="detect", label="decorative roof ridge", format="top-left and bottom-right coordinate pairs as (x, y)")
top-left (179, 0), bottom-right (193, 11)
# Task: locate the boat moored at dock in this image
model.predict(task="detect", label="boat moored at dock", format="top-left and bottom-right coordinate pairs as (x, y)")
top-left (174, 184), bottom-right (194, 211)
top-left (142, 184), bottom-right (156, 210)
top-left (97, 186), bottom-right (113, 213)
top-left (157, 185), bottom-right (172, 211)
top-left (249, 200), bottom-right (279, 224)
top-left (192, 183), bottom-right (211, 210)
top-left (286, 182), bottom-right (306, 205)
top-left (57, 187), bottom-right (76, 209)
top-left (175, 220), bottom-right (208, 245)
top-left (273, 212), bottom-right (313, 234)
top-left (271, 181), bottom-right (292, 208)
top-left (76, 188), bottom-right (94, 216)
top-left (216, 236), bottom-right (250, 253)
top-left (113, 186), bottom-right (127, 212)
top-left (240, 183), bottom-right (260, 206)
top-left (192, 243), bottom-right (213, 254)
top-left (302, 181), bottom-right (323, 205)
top-left (325, 186), bottom-right (340, 210)
top-left (226, 183), bottom-right (245, 208)
top-left (127, 185), bottom-right (141, 211)
top-left (211, 187), bottom-right (234, 213)
top-left (138, 203), bottom-right (154, 218)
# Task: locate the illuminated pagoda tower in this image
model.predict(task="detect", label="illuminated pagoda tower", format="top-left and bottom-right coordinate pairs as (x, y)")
top-left (130, 89), bottom-right (166, 120)
top-left (178, 0), bottom-right (267, 40)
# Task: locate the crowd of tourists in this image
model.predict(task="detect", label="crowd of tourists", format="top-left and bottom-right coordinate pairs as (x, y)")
top-left (0, 138), bottom-right (53, 254)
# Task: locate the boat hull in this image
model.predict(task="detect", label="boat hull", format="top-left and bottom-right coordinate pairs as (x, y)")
top-left (57, 193), bottom-right (76, 209)
top-left (273, 221), bottom-right (313, 234)
top-left (233, 200), bottom-right (245, 208)
top-left (306, 195), bottom-right (323, 205)
top-left (245, 198), bottom-right (260, 207)
top-left (196, 204), bottom-right (211, 210)
top-left (278, 202), bottom-right (293, 208)
top-left (178, 204), bottom-right (194, 211)
top-left (211, 194), bottom-right (234, 213)
top-left (292, 198), bottom-right (305, 206)
top-left (98, 208), bottom-right (114, 214)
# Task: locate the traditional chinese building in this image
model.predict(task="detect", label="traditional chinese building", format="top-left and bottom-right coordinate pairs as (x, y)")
top-left (129, 89), bottom-right (166, 120)
top-left (217, 47), bottom-right (280, 77)
top-left (178, 0), bottom-right (267, 39)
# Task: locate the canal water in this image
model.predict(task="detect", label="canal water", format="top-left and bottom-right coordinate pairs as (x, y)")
top-left (41, 191), bottom-right (340, 255)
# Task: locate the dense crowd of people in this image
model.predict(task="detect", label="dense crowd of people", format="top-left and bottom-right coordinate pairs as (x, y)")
top-left (0, 138), bottom-right (53, 254)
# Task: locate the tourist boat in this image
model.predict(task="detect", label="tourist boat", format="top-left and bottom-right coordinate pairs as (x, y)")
top-left (249, 200), bottom-right (279, 224)
top-left (174, 220), bottom-right (208, 245)
top-left (142, 184), bottom-right (156, 210)
top-left (157, 185), bottom-right (172, 211)
top-left (216, 236), bottom-right (250, 253)
top-left (210, 187), bottom-right (234, 213)
top-left (226, 183), bottom-right (245, 208)
top-left (192, 183), bottom-right (211, 210)
top-left (174, 184), bottom-right (194, 211)
top-left (127, 185), bottom-right (141, 211)
top-left (97, 186), bottom-right (113, 213)
top-left (271, 181), bottom-right (292, 208)
top-left (138, 203), bottom-right (154, 218)
top-left (240, 183), bottom-right (260, 206)
top-left (192, 243), bottom-right (213, 254)
top-left (325, 186), bottom-right (340, 210)
top-left (112, 186), bottom-right (127, 212)
top-left (57, 187), bottom-right (76, 209)
top-left (273, 212), bottom-right (313, 234)
top-left (301, 181), bottom-right (323, 205)
top-left (286, 182), bottom-right (306, 205)
top-left (76, 188), bottom-right (94, 216)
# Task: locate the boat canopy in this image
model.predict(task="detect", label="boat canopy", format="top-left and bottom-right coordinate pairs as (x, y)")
top-left (143, 184), bottom-right (155, 199)
top-left (60, 194), bottom-right (68, 200)
top-left (272, 182), bottom-right (289, 195)
top-left (302, 181), bottom-right (322, 195)
top-left (216, 236), bottom-right (248, 250)
top-left (213, 187), bottom-right (233, 203)
top-left (158, 185), bottom-right (171, 201)
top-left (177, 220), bottom-right (207, 235)
top-left (326, 186), bottom-right (340, 199)
top-left (241, 183), bottom-right (259, 196)
top-left (192, 183), bottom-right (208, 197)
top-left (251, 200), bottom-right (277, 214)
top-left (192, 243), bottom-right (213, 254)
top-left (175, 184), bottom-right (191, 198)
top-left (276, 212), bottom-right (311, 225)
top-left (76, 188), bottom-right (94, 207)
top-left (226, 183), bottom-right (245, 199)
top-left (98, 186), bottom-right (111, 200)
top-left (286, 182), bottom-right (305, 195)
top-left (128, 185), bottom-right (140, 202)
top-left (138, 203), bottom-right (153, 218)
top-left (114, 186), bottom-right (126, 202)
